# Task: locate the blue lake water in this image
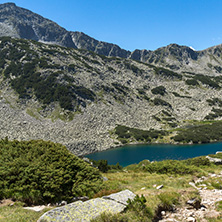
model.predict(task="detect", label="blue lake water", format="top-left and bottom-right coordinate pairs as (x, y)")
top-left (85, 143), bottom-right (222, 167)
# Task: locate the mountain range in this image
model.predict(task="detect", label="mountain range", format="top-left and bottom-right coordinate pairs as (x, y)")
top-left (2, 2), bottom-right (222, 74)
top-left (1, 2), bottom-right (222, 155)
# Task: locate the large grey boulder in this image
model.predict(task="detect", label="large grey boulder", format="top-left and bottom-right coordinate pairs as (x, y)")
top-left (38, 189), bottom-right (136, 222)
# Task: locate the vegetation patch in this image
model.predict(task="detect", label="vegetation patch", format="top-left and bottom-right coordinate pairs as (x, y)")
top-left (153, 98), bottom-right (172, 108)
top-left (114, 125), bottom-right (167, 144)
top-left (151, 86), bottom-right (166, 96)
top-left (173, 121), bottom-right (222, 143)
top-left (154, 67), bottom-right (182, 80)
top-left (185, 79), bottom-right (199, 86)
top-left (0, 139), bottom-right (102, 205)
top-left (143, 158), bottom-right (208, 175)
top-left (186, 74), bottom-right (220, 88)
top-left (111, 83), bottom-right (129, 95)
top-left (172, 91), bottom-right (191, 98)
top-left (205, 108), bottom-right (222, 120)
top-left (207, 98), bottom-right (222, 107)
top-left (124, 62), bottom-right (142, 75)
top-left (0, 37), bottom-right (96, 111)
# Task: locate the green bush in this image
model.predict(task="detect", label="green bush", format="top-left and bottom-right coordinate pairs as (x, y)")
top-left (154, 67), bottom-right (182, 80)
top-left (157, 192), bottom-right (180, 211)
top-left (186, 75), bottom-right (220, 88)
top-left (0, 139), bottom-right (102, 205)
top-left (207, 98), bottom-right (222, 107)
top-left (173, 122), bottom-right (222, 143)
top-left (182, 156), bottom-right (211, 167)
top-left (115, 125), bottom-right (167, 143)
top-left (144, 160), bottom-right (200, 175)
top-left (195, 74), bottom-right (220, 88)
top-left (185, 79), bottom-right (199, 86)
top-left (151, 86), bottom-right (166, 96)
top-left (126, 195), bottom-right (153, 221)
top-left (153, 98), bottom-right (172, 108)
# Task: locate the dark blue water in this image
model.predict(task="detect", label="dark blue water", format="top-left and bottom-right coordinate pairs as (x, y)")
top-left (85, 143), bottom-right (222, 167)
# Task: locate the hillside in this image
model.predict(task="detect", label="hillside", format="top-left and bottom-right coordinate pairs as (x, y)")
top-left (1, 36), bottom-right (222, 155)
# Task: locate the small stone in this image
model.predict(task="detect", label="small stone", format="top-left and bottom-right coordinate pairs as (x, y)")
top-left (161, 211), bottom-right (166, 216)
top-left (201, 207), bottom-right (206, 211)
top-left (60, 200), bottom-right (67, 206)
top-left (187, 198), bottom-right (201, 209)
top-left (141, 187), bottom-right (146, 190)
top-left (102, 176), bottom-right (108, 181)
top-left (187, 216), bottom-right (196, 222)
top-left (156, 185), bottom-right (163, 190)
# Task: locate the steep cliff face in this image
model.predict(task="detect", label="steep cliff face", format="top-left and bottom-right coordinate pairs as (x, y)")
top-left (70, 32), bottom-right (131, 58)
top-left (0, 3), bottom-right (76, 48)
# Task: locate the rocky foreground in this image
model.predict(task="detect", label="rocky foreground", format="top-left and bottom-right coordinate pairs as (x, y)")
top-left (38, 190), bottom-right (136, 222)
top-left (35, 172), bottom-right (222, 222)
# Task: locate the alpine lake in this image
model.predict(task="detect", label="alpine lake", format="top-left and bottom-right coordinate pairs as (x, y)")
top-left (85, 142), bottom-right (222, 167)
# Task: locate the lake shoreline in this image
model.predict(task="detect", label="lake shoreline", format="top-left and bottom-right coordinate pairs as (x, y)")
top-left (85, 142), bottom-right (222, 167)
top-left (82, 139), bottom-right (222, 157)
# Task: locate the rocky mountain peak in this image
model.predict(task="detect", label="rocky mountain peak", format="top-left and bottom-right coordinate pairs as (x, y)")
top-left (0, 2), bottom-right (222, 73)
top-left (0, 2), bottom-right (16, 8)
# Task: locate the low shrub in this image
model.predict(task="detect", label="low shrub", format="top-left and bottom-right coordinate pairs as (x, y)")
top-left (151, 86), bottom-right (166, 96)
top-left (153, 98), bottom-right (172, 108)
top-left (126, 195), bottom-right (153, 221)
top-left (144, 160), bottom-right (200, 175)
top-left (0, 139), bottom-right (102, 205)
top-left (157, 192), bottom-right (180, 210)
top-left (115, 125), bottom-right (167, 143)
top-left (173, 122), bottom-right (222, 143)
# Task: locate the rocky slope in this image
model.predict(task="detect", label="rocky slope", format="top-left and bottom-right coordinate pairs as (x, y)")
top-left (1, 3), bottom-right (222, 155)
top-left (0, 36), bottom-right (222, 155)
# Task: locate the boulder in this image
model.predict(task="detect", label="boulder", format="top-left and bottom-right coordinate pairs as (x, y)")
top-left (38, 189), bottom-right (136, 222)
top-left (206, 156), bottom-right (222, 165)
top-left (187, 198), bottom-right (201, 209)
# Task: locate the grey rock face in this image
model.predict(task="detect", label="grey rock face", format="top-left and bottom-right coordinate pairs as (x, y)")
top-left (38, 190), bottom-right (136, 222)
top-left (0, 3), bottom-right (76, 48)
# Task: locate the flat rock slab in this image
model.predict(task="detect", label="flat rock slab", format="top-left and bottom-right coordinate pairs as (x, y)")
top-left (38, 190), bottom-right (135, 222)
top-left (102, 189), bottom-right (136, 205)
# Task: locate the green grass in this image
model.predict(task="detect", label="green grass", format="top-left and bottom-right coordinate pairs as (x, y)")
top-left (0, 204), bottom-right (50, 222)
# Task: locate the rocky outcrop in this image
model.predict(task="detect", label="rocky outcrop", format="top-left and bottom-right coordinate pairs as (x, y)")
top-left (0, 3), bottom-right (76, 48)
top-left (38, 190), bottom-right (136, 222)
top-left (206, 156), bottom-right (222, 164)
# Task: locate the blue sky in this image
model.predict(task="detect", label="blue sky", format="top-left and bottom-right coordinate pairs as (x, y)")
top-left (1, 0), bottom-right (222, 51)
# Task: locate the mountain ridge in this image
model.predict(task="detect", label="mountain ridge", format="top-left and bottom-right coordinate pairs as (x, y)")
top-left (1, 1), bottom-right (222, 71)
